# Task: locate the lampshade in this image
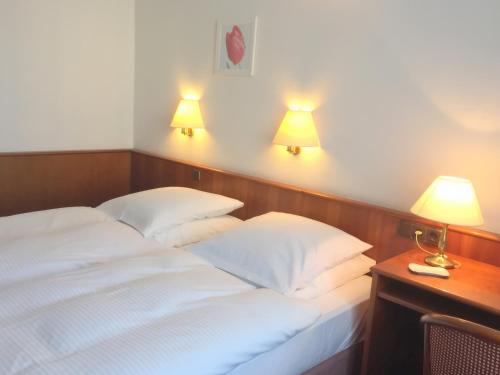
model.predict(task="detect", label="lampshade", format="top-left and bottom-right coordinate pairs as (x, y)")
top-left (411, 176), bottom-right (483, 226)
top-left (273, 110), bottom-right (320, 148)
top-left (170, 99), bottom-right (204, 129)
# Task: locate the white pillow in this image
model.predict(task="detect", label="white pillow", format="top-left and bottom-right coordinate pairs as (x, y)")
top-left (189, 212), bottom-right (372, 294)
top-left (152, 215), bottom-right (242, 248)
top-left (292, 255), bottom-right (375, 299)
top-left (97, 187), bottom-right (243, 237)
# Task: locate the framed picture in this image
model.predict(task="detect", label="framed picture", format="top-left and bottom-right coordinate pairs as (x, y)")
top-left (215, 17), bottom-right (258, 76)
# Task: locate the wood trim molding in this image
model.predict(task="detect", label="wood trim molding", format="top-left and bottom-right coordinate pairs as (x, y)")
top-left (0, 149), bottom-right (131, 157)
top-left (131, 149), bottom-right (500, 266)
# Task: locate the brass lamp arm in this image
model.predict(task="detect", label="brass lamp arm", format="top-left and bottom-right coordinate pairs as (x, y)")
top-left (415, 230), bottom-right (438, 256)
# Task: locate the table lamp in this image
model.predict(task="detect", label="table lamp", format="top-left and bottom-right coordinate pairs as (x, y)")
top-left (273, 109), bottom-right (320, 155)
top-left (170, 98), bottom-right (204, 136)
top-left (410, 176), bottom-right (483, 268)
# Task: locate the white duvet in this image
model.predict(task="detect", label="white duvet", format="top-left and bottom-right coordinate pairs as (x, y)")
top-left (0, 208), bottom-right (320, 374)
top-left (0, 207), bottom-right (113, 241)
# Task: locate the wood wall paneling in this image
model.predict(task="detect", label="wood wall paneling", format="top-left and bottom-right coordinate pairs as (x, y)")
top-left (131, 150), bottom-right (500, 266)
top-left (0, 150), bottom-right (131, 216)
top-left (2, 149), bottom-right (498, 266)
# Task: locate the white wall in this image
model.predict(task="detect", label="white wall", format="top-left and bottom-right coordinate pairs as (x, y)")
top-left (136, 0), bottom-right (500, 233)
top-left (0, 0), bottom-right (135, 151)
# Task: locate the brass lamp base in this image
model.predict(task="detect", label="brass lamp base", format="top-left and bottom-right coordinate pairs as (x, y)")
top-left (425, 254), bottom-right (457, 269)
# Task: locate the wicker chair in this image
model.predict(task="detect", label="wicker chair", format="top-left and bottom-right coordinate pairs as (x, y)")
top-left (421, 314), bottom-right (500, 375)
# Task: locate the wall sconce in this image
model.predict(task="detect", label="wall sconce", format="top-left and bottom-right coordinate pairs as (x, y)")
top-left (272, 109), bottom-right (320, 155)
top-left (170, 98), bottom-right (204, 136)
top-left (411, 176), bottom-right (483, 268)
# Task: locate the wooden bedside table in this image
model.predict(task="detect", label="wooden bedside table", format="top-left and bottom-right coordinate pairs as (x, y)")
top-left (361, 249), bottom-right (500, 375)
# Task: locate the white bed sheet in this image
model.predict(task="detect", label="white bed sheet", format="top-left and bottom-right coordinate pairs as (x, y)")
top-left (229, 275), bottom-right (372, 375)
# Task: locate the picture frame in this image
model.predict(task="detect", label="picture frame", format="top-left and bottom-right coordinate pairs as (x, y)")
top-left (214, 17), bottom-right (258, 76)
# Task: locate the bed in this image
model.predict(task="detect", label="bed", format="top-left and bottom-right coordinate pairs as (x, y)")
top-left (0, 189), bottom-right (373, 375)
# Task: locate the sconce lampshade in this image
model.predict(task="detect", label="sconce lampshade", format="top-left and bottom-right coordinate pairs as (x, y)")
top-left (273, 110), bottom-right (320, 152)
top-left (411, 176), bottom-right (483, 227)
top-left (170, 99), bottom-right (204, 130)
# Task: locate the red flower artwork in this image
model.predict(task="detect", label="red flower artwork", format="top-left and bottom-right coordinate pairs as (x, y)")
top-left (225, 25), bottom-right (246, 65)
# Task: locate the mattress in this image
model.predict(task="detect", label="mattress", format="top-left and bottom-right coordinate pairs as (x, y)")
top-left (229, 275), bottom-right (372, 375)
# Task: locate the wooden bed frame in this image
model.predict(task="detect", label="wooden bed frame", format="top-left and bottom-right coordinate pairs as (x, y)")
top-left (303, 342), bottom-right (363, 375)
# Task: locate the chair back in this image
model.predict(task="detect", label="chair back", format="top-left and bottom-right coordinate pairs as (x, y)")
top-left (421, 314), bottom-right (500, 375)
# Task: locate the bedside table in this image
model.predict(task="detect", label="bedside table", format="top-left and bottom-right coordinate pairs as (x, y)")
top-left (361, 249), bottom-right (500, 375)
